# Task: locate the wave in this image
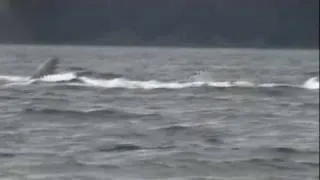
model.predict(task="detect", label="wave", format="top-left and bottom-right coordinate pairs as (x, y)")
top-left (97, 144), bottom-right (142, 152)
top-left (0, 72), bottom-right (318, 91)
top-left (23, 106), bottom-right (160, 120)
top-left (96, 143), bottom-right (175, 153)
top-left (221, 157), bottom-right (317, 170)
top-left (265, 146), bottom-right (318, 155)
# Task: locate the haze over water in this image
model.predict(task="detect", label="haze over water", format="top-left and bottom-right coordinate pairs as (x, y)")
top-left (0, 45), bottom-right (318, 180)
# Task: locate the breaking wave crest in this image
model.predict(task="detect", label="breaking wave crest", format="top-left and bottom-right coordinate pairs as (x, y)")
top-left (0, 72), bottom-right (318, 90)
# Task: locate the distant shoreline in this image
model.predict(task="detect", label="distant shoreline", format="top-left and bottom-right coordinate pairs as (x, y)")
top-left (0, 42), bottom-right (318, 51)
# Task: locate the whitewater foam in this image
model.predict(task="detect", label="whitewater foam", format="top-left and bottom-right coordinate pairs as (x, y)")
top-left (79, 77), bottom-right (205, 89)
top-left (39, 72), bottom-right (77, 82)
top-left (79, 76), bottom-right (318, 90)
top-left (0, 72), bottom-right (318, 91)
top-left (0, 75), bottom-right (29, 82)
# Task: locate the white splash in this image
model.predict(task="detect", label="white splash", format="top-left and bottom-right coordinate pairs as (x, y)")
top-left (79, 77), bottom-right (205, 89)
top-left (0, 72), bottom-right (318, 91)
top-left (302, 77), bottom-right (319, 90)
top-left (230, 80), bottom-right (254, 87)
top-left (0, 75), bottom-right (29, 82)
top-left (79, 77), bottom-right (271, 89)
top-left (39, 72), bottom-right (77, 82)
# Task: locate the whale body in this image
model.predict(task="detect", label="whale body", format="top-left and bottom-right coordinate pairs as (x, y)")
top-left (30, 57), bottom-right (59, 79)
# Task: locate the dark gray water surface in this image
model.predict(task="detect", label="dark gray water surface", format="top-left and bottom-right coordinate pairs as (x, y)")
top-left (0, 45), bottom-right (319, 180)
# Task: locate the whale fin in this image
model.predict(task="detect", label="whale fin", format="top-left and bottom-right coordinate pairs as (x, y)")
top-left (30, 57), bottom-right (59, 79)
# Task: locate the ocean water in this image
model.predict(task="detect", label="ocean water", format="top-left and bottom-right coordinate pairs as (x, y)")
top-left (0, 45), bottom-right (318, 180)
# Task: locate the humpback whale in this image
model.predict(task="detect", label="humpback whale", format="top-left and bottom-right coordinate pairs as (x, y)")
top-left (30, 57), bottom-right (121, 80)
top-left (0, 56), bottom-right (124, 87)
top-left (0, 57), bottom-right (60, 87)
top-left (30, 57), bottom-right (59, 79)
